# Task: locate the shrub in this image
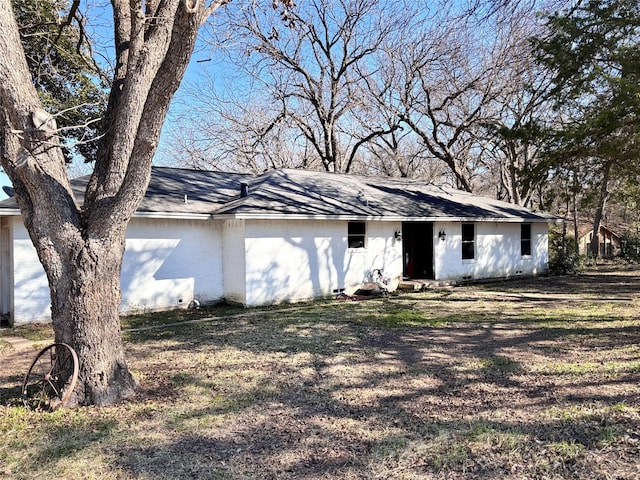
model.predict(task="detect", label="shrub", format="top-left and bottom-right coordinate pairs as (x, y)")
top-left (548, 228), bottom-right (582, 275)
top-left (620, 231), bottom-right (640, 263)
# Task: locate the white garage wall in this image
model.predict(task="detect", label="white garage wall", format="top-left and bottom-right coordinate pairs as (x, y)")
top-left (242, 219), bottom-right (403, 306)
top-left (121, 218), bottom-right (224, 313)
top-left (434, 221), bottom-right (549, 281)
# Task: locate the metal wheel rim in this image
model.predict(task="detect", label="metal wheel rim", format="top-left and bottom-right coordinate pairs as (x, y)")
top-left (21, 343), bottom-right (79, 411)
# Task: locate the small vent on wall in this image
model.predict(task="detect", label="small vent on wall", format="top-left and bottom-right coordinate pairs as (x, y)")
top-left (462, 275), bottom-right (473, 281)
top-left (515, 270), bottom-right (523, 276)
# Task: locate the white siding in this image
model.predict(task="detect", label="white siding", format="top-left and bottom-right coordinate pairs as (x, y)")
top-left (434, 221), bottom-right (548, 281)
top-left (243, 219), bottom-right (403, 306)
top-left (121, 218), bottom-right (224, 312)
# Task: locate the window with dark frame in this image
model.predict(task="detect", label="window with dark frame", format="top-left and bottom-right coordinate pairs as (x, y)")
top-left (521, 224), bottom-right (532, 256)
top-left (348, 222), bottom-right (366, 249)
top-left (461, 223), bottom-right (475, 260)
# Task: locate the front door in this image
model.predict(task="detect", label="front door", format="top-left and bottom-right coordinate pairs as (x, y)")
top-left (402, 222), bottom-right (434, 279)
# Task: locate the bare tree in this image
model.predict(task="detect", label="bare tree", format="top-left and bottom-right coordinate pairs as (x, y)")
top-left (0, 0), bottom-right (231, 406)
top-left (368, 0), bottom-right (558, 193)
top-left (353, 124), bottom-right (445, 181)
top-left (195, 0), bottom-right (406, 173)
top-left (474, 1), bottom-right (559, 206)
top-left (168, 73), bottom-right (313, 172)
top-left (391, 6), bottom-right (515, 192)
top-left (176, 0), bottom-right (556, 189)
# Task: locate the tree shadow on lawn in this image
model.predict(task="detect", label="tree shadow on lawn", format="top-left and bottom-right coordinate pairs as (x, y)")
top-left (7, 310), bottom-right (638, 479)
top-left (16, 336), bottom-right (639, 480)
top-left (125, 314), bottom-right (640, 372)
top-left (112, 309), bottom-right (640, 479)
top-left (122, 292), bottom-right (640, 409)
top-left (108, 369), bottom-right (639, 480)
top-left (4, 272), bottom-right (640, 478)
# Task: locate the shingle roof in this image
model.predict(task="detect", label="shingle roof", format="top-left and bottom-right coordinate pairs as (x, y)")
top-left (216, 169), bottom-right (558, 222)
top-left (0, 167), bottom-right (558, 222)
top-left (0, 167), bottom-right (253, 216)
top-left (138, 167), bottom-right (252, 214)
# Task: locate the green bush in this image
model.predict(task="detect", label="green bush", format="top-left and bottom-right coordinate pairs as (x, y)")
top-left (549, 249), bottom-right (582, 275)
top-left (620, 231), bottom-right (640, 262)
top-left (548, 228), bottom-right (582, 275)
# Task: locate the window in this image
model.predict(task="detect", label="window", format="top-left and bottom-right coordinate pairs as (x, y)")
top-left (521, 224), bottom-right (531, 256)
top-left (461, 223), bottom-right (475, 260)
top-left (348, 222), bottom-right (366, 249)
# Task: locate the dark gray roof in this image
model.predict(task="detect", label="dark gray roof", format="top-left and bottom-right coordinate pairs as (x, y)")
top-left (217, 169), bottom-right (557, 222)
top-left (0, 167), bottom-right (253, 216)
top-left (0, 167), bottom-right (558, 222)
top-left (138, 167), bottom-right (252, 214)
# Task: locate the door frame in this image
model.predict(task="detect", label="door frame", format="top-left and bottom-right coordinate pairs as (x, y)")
top-left (402, 222), bottom-right (434, 279)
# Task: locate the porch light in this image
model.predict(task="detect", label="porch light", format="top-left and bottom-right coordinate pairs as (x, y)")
top-left (394, 230), bottom-right (402, 241)
top-left (438, 229), bottom-right (446, 241)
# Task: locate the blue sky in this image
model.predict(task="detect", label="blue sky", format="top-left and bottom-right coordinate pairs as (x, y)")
top-left (0, 172), bottom-right (8, 200)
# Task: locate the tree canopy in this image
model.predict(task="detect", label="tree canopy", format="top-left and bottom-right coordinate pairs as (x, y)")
top-left (534, 0), bottom-right (639, 161)
top-left (532, 0), bottom-right (640, 255)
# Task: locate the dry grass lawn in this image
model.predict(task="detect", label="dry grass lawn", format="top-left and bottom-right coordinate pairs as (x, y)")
top-left (1, 266), bottom-right (639, 479)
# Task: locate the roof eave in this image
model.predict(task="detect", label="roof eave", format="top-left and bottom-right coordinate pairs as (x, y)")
top-left (132, 211), bottom-right (214, 220)
top-left (0, 208), bottom-right (21, 216)
top-left (0, 208), bottom-right (565, 224)
top-left (216, 212), bottom-right (560, 223)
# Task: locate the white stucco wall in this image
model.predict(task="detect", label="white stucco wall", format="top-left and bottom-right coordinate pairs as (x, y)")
top-left (4, 212), bottom-right (550, 324)
top-left (121, 218), bottom-right (224, 313)
top-left (434, 221), bottom-right (548, 281)
top-left (8, 216), bottom-right (225, 324)
top-left (11, 219), bottom-right (51, 325)
top-left (348, 221), bottom-right (404, 289)
top-left (242, 219), bottom-right (403, 306)
top-left (221, 219), bottom-right (247, 304)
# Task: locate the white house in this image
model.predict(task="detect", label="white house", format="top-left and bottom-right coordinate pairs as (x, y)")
top-left (0, 167), bottom-right (558, 325)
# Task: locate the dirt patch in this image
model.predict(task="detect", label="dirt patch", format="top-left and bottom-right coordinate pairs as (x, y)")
top-left (0, 337), bottom-right (53, 400)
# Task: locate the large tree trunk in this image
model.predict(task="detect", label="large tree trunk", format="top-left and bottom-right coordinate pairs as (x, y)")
top-left (48, 232), bottom-right (136, 406)
top-left (0, 0), bottom-right (225, 406)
